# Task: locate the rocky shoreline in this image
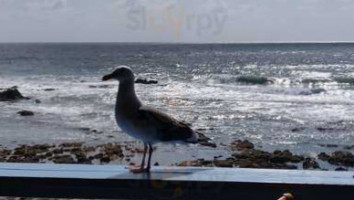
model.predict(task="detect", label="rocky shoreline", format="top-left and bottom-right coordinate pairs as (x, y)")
top-left (1, 87), bottom-right (354, 171)
top-left (1, 140), bottom-right (353, 171)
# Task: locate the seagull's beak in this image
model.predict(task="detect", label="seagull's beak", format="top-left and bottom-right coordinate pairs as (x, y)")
top-left (102, 74), bottom-right (113, 81)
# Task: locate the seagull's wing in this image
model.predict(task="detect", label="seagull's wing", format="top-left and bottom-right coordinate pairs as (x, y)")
top-left (137, 106), bottom-right (197, 143)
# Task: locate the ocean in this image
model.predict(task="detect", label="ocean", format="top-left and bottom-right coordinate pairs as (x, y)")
top-left (1, 43), bottom-right (354, 165)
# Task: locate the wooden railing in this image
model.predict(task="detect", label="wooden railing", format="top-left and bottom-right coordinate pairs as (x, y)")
top-left (0, 163), bottom-right (354, 199)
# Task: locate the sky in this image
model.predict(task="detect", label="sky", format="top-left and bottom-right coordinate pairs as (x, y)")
top-left (0, 0), bottom-right (354, 43)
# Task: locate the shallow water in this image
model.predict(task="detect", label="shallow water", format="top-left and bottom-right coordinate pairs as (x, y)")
top-left (1, 43), bottom-right (354, 166)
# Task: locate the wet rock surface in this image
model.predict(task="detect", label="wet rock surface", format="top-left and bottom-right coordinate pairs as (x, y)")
top-left (1, 139), bottom-right (352, 171)
top-left (17, 110), bottom-right (34, 116)
top-left (196, 131), bottom-right (217, 148)
top-left (318, 151), bottom-right (354, 167)
top-left (0, 143), bottom-right (126, 165)
top-left (0, 87), bottom-right (28, 101)
top-left (231, 140), bottom-right (254, 151)
top-left (135, 77), bottom-right (158, 84)
top-left (178, 140), bottom-right (304, 169)
top-left (302, 158), bottom-right (320, 169)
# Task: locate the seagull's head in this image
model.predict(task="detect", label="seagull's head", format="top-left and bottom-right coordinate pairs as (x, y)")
top-left (102, 66), bottom-right (135, 82)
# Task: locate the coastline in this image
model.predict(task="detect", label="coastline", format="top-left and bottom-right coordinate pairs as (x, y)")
top-left (1, 139), bottom-right (353, 171)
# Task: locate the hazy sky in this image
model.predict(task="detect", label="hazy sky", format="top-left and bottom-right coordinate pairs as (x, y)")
top-left (0, 0), bottom-right (353, 43)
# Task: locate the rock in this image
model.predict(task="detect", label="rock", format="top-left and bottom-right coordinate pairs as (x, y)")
top-left (0, 149), bottom-right (11, 160)
top-left (299, 88), bottom-right (326, 95)
top-left (7, 155), bottom-right (39, 163)
top-left (318, 152), bottom-right (331, 161)
top-left (196, 131), bottom-right (216, 148)
top-left (178, 160), bottom-right (203, 167)
top-left (236, 76), bottom-right (270, 85)
top-left (335, 167), bottom-right (348, 171)
top-left (328, 151), bottom-right (354, 167)
top-left (75, 152), bottom-right (91, 164)
top-left (94, 153), bottom-right (104, 159)
top-left (43, 88), bottom-right (55, 91)
top-left (135, 77), bottom-right (158, 84)
top-left (317, 127), bottom-right (336, 132)
top-left (0, 87), bottom-right (28, 101)
top-left (233, 149), bottom-right (271, 160)
top-left (102, 143), bottom-right (124, 158)
top-left (52, 148), bottom-right (63, 154)
top-left (53, 155), bottom-right (75, 164)
top-left (17, 110), bottom-right (34, 116)
top-left (231, 140), bottom-right (254, 151)
top-left (318, 143), bottom-right (338, 148)
top-left (100, 156), bottom-right (111, 163)
top-left (198, 141), bottom-right (217, 148)
top-left (35, 99), bottom-right (41, 104)
top-left (59, 142), bottom-right (83, 148)
top-left (154, 162), bottom-right (159, 166)
top-left (291, 127), bottom-right (305, 132)
top-left (344, 145), bottom-right (354, 150)
top-left (232, 148), bottom-right (303, 169)
top-left (302, 158), bottom-right (320, 169)
top-left (271, 150), bottom-right (304, 163)
top-left (213, 160), bottom-right (233, 167)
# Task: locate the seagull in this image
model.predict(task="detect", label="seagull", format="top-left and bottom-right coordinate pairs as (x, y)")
top-left (102, 66), bottom-right (198, 173)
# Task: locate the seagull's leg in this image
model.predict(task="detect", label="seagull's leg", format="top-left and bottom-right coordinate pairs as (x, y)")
top-left (146, 144), bottom-right (154, 172)
top-left (130, 143), bottom-right (148, 173)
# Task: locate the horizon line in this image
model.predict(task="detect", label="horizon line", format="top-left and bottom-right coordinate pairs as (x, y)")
top-left (1, 41), bottom-right (354, 45)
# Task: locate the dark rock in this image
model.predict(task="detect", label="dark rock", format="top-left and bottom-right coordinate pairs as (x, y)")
top-left (178, 160), bottom-right (203, 167)
top-left (317, 127), bottom-right (336, 132)
top-left (17, 110), bottom-right (34, 116)
top-left (213, 160), bottom-right (233, 167)
top-left (94, 153), bottom-right (104, 159)
top-left (52, 148), bottom-right (63, 154)
top-left (154, 162), bottom-right (159, 166)
top-left (59, 142), bottom-right (83, 148)
top-left (236, 76), bottom-right (270, 85)
top-left (35, 99), bottom-right (41, 104)
top-left (0, 149), bottom-right (11, 160)
top-left (303, 158), bottom-right (320, 169)
top-left (198, 141), bottom-right (217, 148)
top-left (231, 140), bottom-right (254, 151)
top-left (344, 145), bottom-right (354, 150)
top-left (318, 152), bottom-right (331, 161)
top-left (100, 156), bottom-right (111, 163)
top-left (7, 155), bottom-right (39, 163)
top-left (76, 152), bottom-right (91, 164)
top-left (232, 148), bottom-right (303, 169)
top-left (43, 88), bottom-right (55, 91)
top-left (135, 77), bottom-right (158, 84)
top-left (318, 143), bottom-right (338, 148)
top-left (271, 150), bottom-right (304, 163)
top-left (291, 127), bottom-right (305, 132)
top-left (328, 151), bottom-right (354, 167)
top-left (53, 155), bottom-right (75, 164)
top-left (45, 152), bottom-right (53, 157)
top-left (0, 87), bottom-right (28, 101)
top-left (335, 167), bottom-right (348, 171)
top-left (196, 131), bottom-right (216, 148)
top-left (233, 149), bottom-right (271, 160)
top-left (102, 143), bottom-right (124, 158)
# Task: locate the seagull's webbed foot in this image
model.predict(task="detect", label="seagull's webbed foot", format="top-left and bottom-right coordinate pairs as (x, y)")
top-left (129, 165), bottom-right (150, 173)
